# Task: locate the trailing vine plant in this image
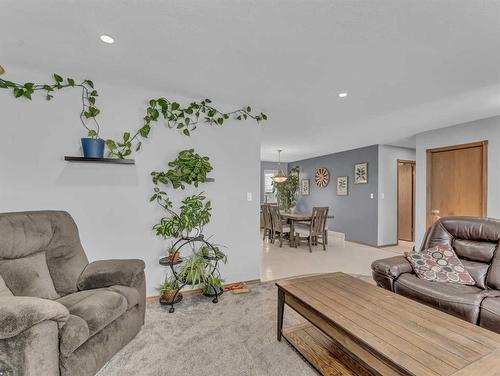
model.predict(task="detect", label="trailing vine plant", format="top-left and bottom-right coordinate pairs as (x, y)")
top-left (0, 73), bottom-right (267, 158)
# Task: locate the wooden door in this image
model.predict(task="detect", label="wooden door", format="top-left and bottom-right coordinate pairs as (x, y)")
top-left (398, 160), bottom-right (415, 242)
top-left (427, 141), bottom-right (487, 227)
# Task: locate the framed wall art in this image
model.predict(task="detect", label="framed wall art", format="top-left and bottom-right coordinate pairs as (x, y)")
top-left (354, 162), bottom-right (368, 184)
top-left (336, 176), bottom-right (348, 196)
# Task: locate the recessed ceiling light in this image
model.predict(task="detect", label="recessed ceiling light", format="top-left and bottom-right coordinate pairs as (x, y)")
top-left (338, 92), bottom-right (348, 98)
top-left (100, 35), bottom-right (115, 44)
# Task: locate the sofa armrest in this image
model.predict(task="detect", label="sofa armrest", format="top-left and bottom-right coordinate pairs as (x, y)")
top-left (77, 259), bottom-right (146, 291)
top-left (372, 256), bottom-right (413, 279)
top-left (0, 296), bottom-right (69, 339)
top-left (371, 256), bottom-right (413, 291)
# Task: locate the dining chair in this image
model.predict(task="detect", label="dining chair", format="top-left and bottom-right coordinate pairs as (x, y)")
top-left (261, 204), bottom-right (274, 242)
top-left (268, 205), bottom-right (290, 247)
top-left (294, 207), bottom-right (329, 252)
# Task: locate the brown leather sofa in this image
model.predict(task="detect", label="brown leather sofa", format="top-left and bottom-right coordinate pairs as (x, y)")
top-left (372, 216), bottom-right (500, 333)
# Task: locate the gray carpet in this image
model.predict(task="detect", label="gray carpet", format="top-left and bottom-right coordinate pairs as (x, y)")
top-left (97, 276), bottom-right (374, 376)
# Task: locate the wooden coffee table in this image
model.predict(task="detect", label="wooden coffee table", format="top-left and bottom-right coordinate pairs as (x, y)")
top-left (276, 272), bottom-right (500, 376)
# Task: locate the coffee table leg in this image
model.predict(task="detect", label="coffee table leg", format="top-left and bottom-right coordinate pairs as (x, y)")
top-left (277, 288), bottom-right (284, 341)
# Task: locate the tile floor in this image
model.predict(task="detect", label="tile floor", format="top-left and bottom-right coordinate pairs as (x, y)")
top-left (260, 235), bottom-right (403, 282)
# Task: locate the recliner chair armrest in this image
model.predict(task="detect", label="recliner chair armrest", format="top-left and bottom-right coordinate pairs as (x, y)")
top-left (0, 296), bottom-right (69, 339)
top-left (77, 259), bottom-right (146, 291)
top-left (371, 256), bottom-right (413, 279)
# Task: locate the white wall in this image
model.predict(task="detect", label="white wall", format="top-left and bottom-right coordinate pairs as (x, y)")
top-left (415, 116), bottom-right (500, 247)
top-left (377, 145), bottom-right (416, 246)
top-left (0, 68), bottom-right (261, 296)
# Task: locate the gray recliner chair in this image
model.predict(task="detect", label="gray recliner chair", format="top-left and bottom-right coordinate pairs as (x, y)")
top-left (0, 211), bottom-right (146, 376)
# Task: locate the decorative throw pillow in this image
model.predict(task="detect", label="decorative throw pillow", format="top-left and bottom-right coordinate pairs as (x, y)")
top-left (0, 252), bottom-right (60, 299)
top-left (406, 244), bottom-right (475, 285)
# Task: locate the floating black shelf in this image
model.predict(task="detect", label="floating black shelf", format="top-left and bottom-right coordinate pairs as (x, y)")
top-left (64, 156), bottom-right (135, 165)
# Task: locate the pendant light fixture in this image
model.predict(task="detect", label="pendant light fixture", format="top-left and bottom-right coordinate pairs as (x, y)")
top-left (272, 150), bottom-right (288, 184)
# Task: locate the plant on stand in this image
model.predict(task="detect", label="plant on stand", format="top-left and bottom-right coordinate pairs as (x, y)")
top-left (273, 166), bottom-right (300, 211)
top-left (151, 150), bottom-right (227, 313)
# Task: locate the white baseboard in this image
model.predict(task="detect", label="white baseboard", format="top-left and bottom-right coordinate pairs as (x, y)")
top-left (328, 230), bottom-right (345, 240)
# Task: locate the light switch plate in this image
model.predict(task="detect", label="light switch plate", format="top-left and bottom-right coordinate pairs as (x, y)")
top-left (370, 193), bottom-right (374, 199)
top-left (247, 192), bottom-right (252, 201)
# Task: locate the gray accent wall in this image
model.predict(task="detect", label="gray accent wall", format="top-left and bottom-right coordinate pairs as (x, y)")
top-left (291, 145), bottom-right (379, 246)
top-left (260, 161), bottom-right (288, 203)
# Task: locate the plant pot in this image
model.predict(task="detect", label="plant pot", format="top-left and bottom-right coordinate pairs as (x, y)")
top-left (160, 291), bottom-right (183, 305)
top-left (161, 290), bottom-right (180, 302)
top-left (202, 285), bottom-right (224, 297)
top-left (168, 254), bottom-right (182, 263)
top-left (81, 138), bottom-right (105, 158)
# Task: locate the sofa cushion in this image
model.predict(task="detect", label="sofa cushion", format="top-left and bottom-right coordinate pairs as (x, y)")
top-left (59, 314), bottom-right (90, 356)
top-left (0, 252), bottom-right (60, 299)
top-left (56, 290), bottom-right (127, 337)
top-left (479, 297), bottom-right (500, 334)
top-left (453, 239), bottom-right (497, 263)
top-left (0, 211), bottom-right (89, 297)
top-left (461, 259), bottom-right (490, 289)
top-left (0, 274), bottom-right (13, 297)
top-left (406, 245), bottom-right (475, 285)
top-left (394, 273), bottom-right (486, 323)
top-left (107, 285), bottom-right (141, 309)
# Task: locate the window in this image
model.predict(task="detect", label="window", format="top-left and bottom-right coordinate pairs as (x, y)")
top-left (264, 170), bottom-right (277, 203)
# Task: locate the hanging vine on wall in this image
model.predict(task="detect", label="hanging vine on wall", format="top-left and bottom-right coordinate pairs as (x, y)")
top-left (0, 73), bottom-right (268, 158)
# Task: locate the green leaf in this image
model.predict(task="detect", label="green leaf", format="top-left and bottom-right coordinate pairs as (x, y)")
top-left (43, 85), bottom-right (54, 92)
top-left (67, 78), bottom-right (75, 87)
top-left (89, 97), bottom-right (95, 105)
top-left (183, 129), bottom-right (190, 136)
top-left (136, 142), bottom-right (142, 151)
top-left (171, 102), bottom-right (180, 110)
top-left (217, 118), bottom-right (223, 125)
top-left (84, 80), bottom-right (94, 88)
top-left (23, 91), bottom-right (32, 100)
top-left (53, 74), bottom-right (63, 83)
top-left (88, 130), bottom-right (98, 137)
top-left (262, 113), bottom-right (268, 120)
top-left (90, 90), bottom-right (98, 96)
top-left (123, 132), bottom-right (130, 142)
top-left (14, 88), bottom-right (24, 97)
top-left (246, 106), bottom-right (251, 112)
top-left (46, 94), bottom-right (53, 101)
top-left (205, 98), bottom-right (212, 103)
top-left (105, 139), bottom-right (117, 149)
top-left (23, 83), bottom-right (34, 90)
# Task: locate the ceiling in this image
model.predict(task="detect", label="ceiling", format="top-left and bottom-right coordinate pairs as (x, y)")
top-left (1, 0), bottom-right (499, 162)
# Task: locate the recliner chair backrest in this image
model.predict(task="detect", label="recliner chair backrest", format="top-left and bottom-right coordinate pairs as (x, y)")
top-left (0, 210), bottom-right (89, 296)
top-left (421, 217), bottom-right (500, 289)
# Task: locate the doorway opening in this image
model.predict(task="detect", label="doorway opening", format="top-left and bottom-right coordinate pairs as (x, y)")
top-left (397, 160), bottom-right (416, 243)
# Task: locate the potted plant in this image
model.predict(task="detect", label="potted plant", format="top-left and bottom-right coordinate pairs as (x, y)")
top-left (199, 244), bottom-right (227, 262)
top-left (159, 278), bottom-right (180, 303)
top-left (167, 245), bottom-right (182, 263)
top-left (177, 254), bottom-right (208, 286)
top-left (0, 71), bottom-right (267, 160)
top-left (202, 275), bottom-right (224, 297)
top-left (273, 166), bottom-right (300, 211)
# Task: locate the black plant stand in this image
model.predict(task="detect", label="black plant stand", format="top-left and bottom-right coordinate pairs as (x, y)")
top-left (158, 235), bottom-right (223, 313)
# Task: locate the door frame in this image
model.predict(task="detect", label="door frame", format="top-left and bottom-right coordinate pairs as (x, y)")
top-left (426, 140), bottom-right (488, 227)
top-left (397, 159), bottom-right (416, 242)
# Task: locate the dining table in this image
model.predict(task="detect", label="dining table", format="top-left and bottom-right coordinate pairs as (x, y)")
top-left (280, 211), bottom-right (334, 247)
